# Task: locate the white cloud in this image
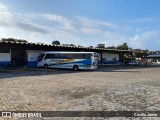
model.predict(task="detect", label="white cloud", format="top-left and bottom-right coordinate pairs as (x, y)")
top-left (14, 20), bottom-right (49, 34)
top-left (1, 3), bottom-right (159, 50)
top-left (80, 28), bottom-right (128, 47)
top-left (133, 18), bottom-right (160, 23)
top-left (0, 4), bottom-right (78, 44)
top-left (142, 31), bottom-right (160, 39)
top-left (102, 31), bottom-right (127, 47)
top-left (80, 27), bottom-right (102, 34)
top-left (130, 35), bottom-right (144, 48)
top-left (77, 16), bottom-right (119, 29)
top-left (0, 3), bottom-right (124, 46)
top-left (0, 3), bottom-right (50, 37)
top-left (43, 14), bottom-right (76, 31)
top-left (130, 31), bottom-right (160, 50)
top-left (0, 4), bottom-right (11, 17)
top-left (50, 29), bottom-right (79, 42)
top-left (0, 3), bottom-right (12, 26)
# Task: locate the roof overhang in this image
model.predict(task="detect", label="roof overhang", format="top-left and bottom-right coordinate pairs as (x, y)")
top-left (0, 41), bottom-right (133, 53)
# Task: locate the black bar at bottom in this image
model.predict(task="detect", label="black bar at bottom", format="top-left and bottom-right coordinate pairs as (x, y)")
top-left (0, 111), bottom-right (160, 117)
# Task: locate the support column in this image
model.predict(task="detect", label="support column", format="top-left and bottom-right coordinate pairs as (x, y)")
top-left (10, 47), bottom-right (12, 62)
top-left (119, 52), bottom-right (124, 63)
top-left (101, 52), bottom-right (103, 64)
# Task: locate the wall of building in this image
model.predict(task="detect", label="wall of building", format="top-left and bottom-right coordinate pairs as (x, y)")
top-left (0, 53), bottom-right (11, 66)
top-left (149, 58), bottom-right (160, 63)
top-left (101, 52), bottom-right (120, 64)
top-left (147, 55), bottom-right (160, 63)
top-left (97, 53), bottom-right (101, 61)
top-left (97, 52), bottom-right (120, 64)
top-left (102, 53), bottom-right (119, 61)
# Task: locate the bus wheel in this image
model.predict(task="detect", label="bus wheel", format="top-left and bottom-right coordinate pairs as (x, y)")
top-left (73, 65), bottom-right (78, 71)
top-left (44, 64), bottom-right (48, 69)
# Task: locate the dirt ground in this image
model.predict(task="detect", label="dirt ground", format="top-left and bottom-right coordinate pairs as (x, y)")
top-left (0, 65), bottom-right (160, 120)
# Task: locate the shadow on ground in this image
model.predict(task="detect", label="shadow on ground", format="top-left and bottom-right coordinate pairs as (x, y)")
top-left (0, 64), bottom-right (160, 79)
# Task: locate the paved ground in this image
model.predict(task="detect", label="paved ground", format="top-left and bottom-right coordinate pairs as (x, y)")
top-left (0, 65), bottom-right (160, 120)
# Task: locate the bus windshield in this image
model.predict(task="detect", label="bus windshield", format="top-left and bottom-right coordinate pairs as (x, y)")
top-left (37, 54), bottom-right (45, 62)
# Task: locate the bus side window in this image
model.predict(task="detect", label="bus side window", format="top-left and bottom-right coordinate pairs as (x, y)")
top-left (74, 54), bottom-right (83, 59)
top-left (84, 54), bottom-right (92, 59)
top-left (53, 54), bottom-right (58, 59)
top-left (50, 54), bottom-right (54, 59)
top-left (58, 54), bottom-right (63, 59)
top-left (44, 54), bottom-right (54, 59)
top-left (44, 54), bottom-right (50, 59)
top-left (58, 54), bottom-right (66, 59)
top-left (66, 54), bottom-right (74, 59)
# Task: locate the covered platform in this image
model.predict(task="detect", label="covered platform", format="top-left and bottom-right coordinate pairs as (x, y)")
top-left (0, 41), bottom-right (133, 67)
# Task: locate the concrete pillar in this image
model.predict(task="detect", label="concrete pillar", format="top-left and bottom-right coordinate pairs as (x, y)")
top-left (101, 52), bottom-right (103, 63)
top-left (119, 52), bottom-right (123, 63)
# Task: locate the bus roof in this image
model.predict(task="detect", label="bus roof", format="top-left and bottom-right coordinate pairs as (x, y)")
top-left (41, 52), bottom-right (95, 54)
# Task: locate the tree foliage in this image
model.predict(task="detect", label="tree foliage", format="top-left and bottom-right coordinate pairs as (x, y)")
top-left (89, 46), bottom-right (93, 48)
top-left (96, 44), bottom-right (105, 48)
top-left (1, 38), bottom-right (28, 43)
top-left (52, 40), bottom-right (60, 45)
top-left (97, 43), bottom-right (129, 50)
top-left (133, 49), bottom-right (149, 58)
top-left (70, 44), bottom-right (76, 47)
top-left (116, 43), bottom-right (128, 50)
top-left (106, 46), bottom-right (116, 49)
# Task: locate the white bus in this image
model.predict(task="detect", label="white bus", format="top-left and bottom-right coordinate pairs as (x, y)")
top-left (37, 52), bottom-right (98, 70)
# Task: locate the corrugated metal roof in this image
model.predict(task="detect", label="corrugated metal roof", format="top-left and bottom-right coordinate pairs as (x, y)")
top-left (147, 54), bottom-right (160, 57)
top-left (0, 41), bottom-right (132, 52)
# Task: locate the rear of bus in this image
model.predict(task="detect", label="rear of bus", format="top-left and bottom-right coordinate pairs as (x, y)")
top-left (91, 52), bottom-right (98, 69)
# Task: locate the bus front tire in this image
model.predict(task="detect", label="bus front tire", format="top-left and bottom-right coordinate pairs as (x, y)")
top-left (44, 64), bottom-right (48, 69)
top-left (73, 65), bottom-right (78, 71)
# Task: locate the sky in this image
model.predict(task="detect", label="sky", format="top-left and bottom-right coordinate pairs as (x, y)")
top-left (0, 0), bottom-right (160, 51)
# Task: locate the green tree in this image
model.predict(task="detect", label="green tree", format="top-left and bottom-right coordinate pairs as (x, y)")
top-left (133, 49), bottom-right (149, 58)
top-left (70, 44), bottom-right (76, 47)
top-left (89, 46), bottom-right (93, 48)
top-left (52, 40), bottom-right (60, 45)
top-left (117, 43), bottom-right (128, 50)
top-left (1, 38), bottom-right (16, 42)
top-left (16, 39), bottom-right (28, 43)
top-left (106, 46), bottom-right (116, 49)
top-left (96, 44), bottom-right (105, 48)
top-left (1, 38), bottom-right (28, 43)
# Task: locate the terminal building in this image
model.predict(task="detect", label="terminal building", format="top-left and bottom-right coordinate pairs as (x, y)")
top-left (0, 41), bottom-right (132, 68)
top-left (146, 54), bottom-right (160, 63)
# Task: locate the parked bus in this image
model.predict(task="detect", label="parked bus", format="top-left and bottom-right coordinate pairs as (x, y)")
top-left (37, 52), bottom-right (98, 70)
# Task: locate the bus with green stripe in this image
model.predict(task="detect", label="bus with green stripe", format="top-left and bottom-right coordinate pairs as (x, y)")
top-left (37, 52), bottom-right (98, 70)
